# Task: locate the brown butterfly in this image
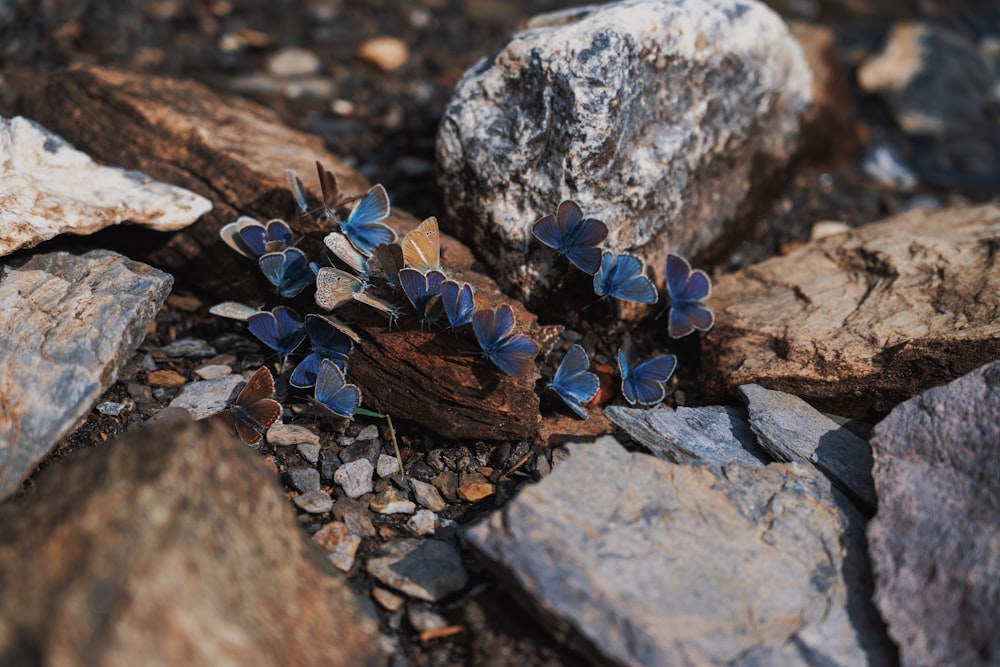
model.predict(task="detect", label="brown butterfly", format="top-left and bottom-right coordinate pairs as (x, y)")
top-left (214, 367), bottom-right (282, 444)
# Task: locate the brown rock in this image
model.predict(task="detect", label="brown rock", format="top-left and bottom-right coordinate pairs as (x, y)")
top-left (457, 481), bottom-right (495, 503)
top-left (146, 369), bottom-right (187, 388)
top-left (20, 65), bottom-right (543, 441)
top-left (0, 413), bottom-right (381, 666)
top-left (701, 204), bottom-right (1000, 419)
top-left (356, 36), bottom-right (409, 72)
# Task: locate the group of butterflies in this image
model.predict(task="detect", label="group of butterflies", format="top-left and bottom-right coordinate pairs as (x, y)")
top-left (213, 162), bottom-right (714, 441)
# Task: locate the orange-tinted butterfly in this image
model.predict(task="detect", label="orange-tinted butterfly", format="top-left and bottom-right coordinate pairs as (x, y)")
top-left (214, 366), bottom-right (282, 444)
top-left (401, 216), bottom-right (441, 271)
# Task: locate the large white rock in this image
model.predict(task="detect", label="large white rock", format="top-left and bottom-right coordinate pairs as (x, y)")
top-left (437, 0), bottom-right (812, 296)
top-left (0, 116), bottom-right (212, 256)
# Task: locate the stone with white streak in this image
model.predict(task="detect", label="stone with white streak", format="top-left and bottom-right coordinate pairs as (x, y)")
top-left (437, 0), bottom-right (812, 296)
top-left (0, 116), bottom-right (212, 256)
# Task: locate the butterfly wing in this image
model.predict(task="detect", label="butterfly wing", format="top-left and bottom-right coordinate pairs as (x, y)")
top-left (247, 307), bottom-right (306, 356)
top-left (474, 305), bottom-right (537, 377)
top-left (373, 242), bottom-right (404, 290)
top-left (315, 267), bottom-right (361, 310)
top-left (668, 303), bottom-right (715, 338)
top-left (441, 280), bottom-right (475, 329)
top-left (304, 313), bottom-right (353, 364)
top-left (490, 334), bottom-right (539, 378)
top-left (285, 169), bottom-right (309, 214)
top-left (314, 359), bottom-right (361, 418)
top-left (549, 344), bottom-right (599, 418)
top-left (264, 219), bottom-right (293, 249)
top-left (259, 248), bottom-right (314, 298)
top-left (473, 305), bottom-right (515, 353)
top-left (341, 184), bottom-right (395, 255)
top-left (401, 217), bottom-right (441, 271)
top-left (228, 367), bottom-right (282, 443)
top-left (595, 254), bottom-right (658, 304)
top-left (666, 253), bottom-right (693, 301)
top-left (290, 352), bottom-right (323, 388)
top-left (619, 350), bottom-right (676, 406)
top-left (316, 160), bottom-right (341, 209)
top-left (558, 201), bottom-right (607, 274)
top-left (324, 231), bottom-right (371, 278)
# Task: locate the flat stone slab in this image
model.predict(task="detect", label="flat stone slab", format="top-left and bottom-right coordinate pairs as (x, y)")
top-left (0, 412), bottom-right (380, 666)
top-left (868, 360), bottom-right (1000, 667)
top-left (437, 0), bottom-right (811, 296)
top-left (466, 436), bottom-right (894, 666)
top-left (701, 204), bottom-right (1000, 419)
top-left (0, 116), bottom-right (211, 256)
top-left (366, 538), bottom-right (467, 603)
top-left (0, 250), bottom-right (172, 500)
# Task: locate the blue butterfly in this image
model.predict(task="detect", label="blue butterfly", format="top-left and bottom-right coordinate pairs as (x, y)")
top-left (473, 304), bottom-right (539, 378)
top-left (593, 252), bottom-right (658, 304)
top-left (247, 306), bottom-right (306, 364)
top-left (532, 200), bottom-right (609, 274)
top-left (334, 184), bottom-right (397, 256)
top-left (547, 344), bottom-right (599, 419)
top-left (441, 279), bottom-right (475, 329)
top-left (259, 247), bottom-right (315, 298)
top-left (399, 268), bottom-right (445, 327)
top-left (220, 217), bottom-right (294, 259)
top-left (289, 314), bottom-right (355, 388)
top-left (666, 253), bottom-right (714, 338)
top-left (285, 168), bottom-right (309, 215)
top-left (617, 349), bottom-right (677, 407)
top-left (312, 358), bottom-right (361, 419)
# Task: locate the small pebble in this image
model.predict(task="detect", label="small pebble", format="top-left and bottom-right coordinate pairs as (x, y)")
top-left (370, 488), bottom-right (416, 515)
top-left (376, 453), bottom-right (401, 478)
top-left (332, 497), bottom-right (376, 537)
top-left (407, 509), bottom-right (437, 536)
top-left (407, 603), bottom-right (448, 633)
top-left (286, 467), bottom-right (321, 494)
top-left (165, 294), bottom-right (203, 312)
top-left (372, 586), bottom-right (406, 612)
top-left (311, 521), bottom-right (361, 572)
top-left (809, 220), bottom-right (851, 242)
top-left (330, 98), bottom-right (357, 116)
top-left (297, 442), bottom-right (321, 464)
top-left (355, 424), bottom-right (380, 441)
top-left (356, 36), bottom-right (409, 72)
top-left (410, 479), bottom-right (447, 512)
top-left (267, 423), bottom-right (320, 446)
top-left (140, 353), bottom-right (157, 371)
top-left (292, 489), bottom-right (333, 514)
top-left (341, 438), bottom-right (380, 465)
top-left (334, 458), bottom-right (374, 499)
top-left (267, 46), bottom-right (322, 77)
top-left (431, 471), bottom-right (458, 501)
top-left (125, 381), bottom-right (153, 403)
top-left (96, 401), bottom-right (128, 416)
top-left (194, 364), bottom-right (232, 380)
top-left (319, 450), bottom-right (342, 479)
top-left (457, 482), bottom-right (495, 503)
top-left (160, 337), bottom-right (217, 359)
top-left (167, 375), bottom-right (244, 420)
top-left (366, 539), bottom-right (468, 602)
top-left (146, 369), bottom-right (186, 388)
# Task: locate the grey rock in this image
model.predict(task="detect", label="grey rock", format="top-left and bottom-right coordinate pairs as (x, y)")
top-left (319, 449), bottom-right (342, 479)
top-left (168, 375), bottom-right (244, 421)
top-left (193, 364), bottom-right (232, 380)
top-left (125, 381), bottom-right (153, 403)
top-left (437, 0), bottom-right (812, 296)
top-left (355, 424), bottom-right (380, 441)
top-left (376, 453), bottom-right (401, 478)
top-left (465, 436), bottom-right (894, 666)
top-left (96, 401), bottom-right (129, 417)
top-left (861, 142), bottom-right (918, 190)
top-left (286, 467), bottom-right (321, 494)
top-left (342, 438), bottom-right (380, 466)
top-left (0, 116), bottom-right (211, 256)
top-left (370, 488), bottom-right (416, 515)
top-left (293, 489), bottom-right (334, 515)
top-left (334, 458), bottom-right (374, 499)
top-left (366, 538), bottom-right (468, 602)
top-left (297, 442), bottom-right (321, 464)
top-left (701, 204), bottom-right (1000, 418)
top-left (407, 509), bottom-right (437, 536)
top-left (267, 423), bottom-right (320, 447)
top-left (867, 360), bottom-right (1000, 667)
top-left (332, 497), bottom-right (376, 538)
top-left (0, 250), bottom-right (172, 500)
top-left (406, 603), bottom-right (448, 633)
top-left (410, 478), bottom-right (447, 512)
top-left (604, 404), bottom-right (769, 466)
top-left (0, 413), bottom-right (380, 665)
top-left (738, 384), bottom-right (875, 511)
top-left (159, 337), bottom-right (217, 359)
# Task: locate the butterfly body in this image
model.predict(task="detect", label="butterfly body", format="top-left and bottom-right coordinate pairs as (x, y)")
top-left (215, 366), bottom-right (282, 444)
top-left (399, 268), bottom-right (445, 327)
top-left (334, 184), bottom-right (396, 256)
top-left (473, 305), bottom-right (539, 378)
top-left (547, 344), bottom-right (599, 419)
top-left (665, 253), bottom-right (714, 338)
top-left (401, 217), bottom-right (441, 271)
top-left (618, 349), bottom-right (677, 407)
top-left (440, 280), bottom-right (476, 329)
top-left (532, 200), bottom-right (608, 274)
top-left (259, 247), bottom-right (314, 298)
top-left (221, 217), bottom-right (293, 259)
top-left (593, 252), bottom-right (658, 304)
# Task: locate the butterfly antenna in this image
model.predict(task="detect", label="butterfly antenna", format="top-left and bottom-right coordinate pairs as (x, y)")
top-left (579, 296), bottom-right (604, 312)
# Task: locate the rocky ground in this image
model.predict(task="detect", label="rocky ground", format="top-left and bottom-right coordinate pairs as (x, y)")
top-left (1, 0), bottom-right (999, 666)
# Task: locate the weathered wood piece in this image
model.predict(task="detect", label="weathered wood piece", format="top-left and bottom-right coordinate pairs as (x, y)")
top-left (701, 204), bottom-right (1000, 419)
top-left (0, 413), bottom-right (382, 667)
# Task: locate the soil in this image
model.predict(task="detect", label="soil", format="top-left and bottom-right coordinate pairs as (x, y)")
top-left (2, 0), bottom-right (998, 665)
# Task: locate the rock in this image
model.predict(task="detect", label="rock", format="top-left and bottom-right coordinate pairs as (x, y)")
top-left (96, 401), bottom-right (130, 416)
top-left (436, 0), bottom-right (812, 297)
top-left (366, 539), bottom-right (468, 603)
top-left (376, 453), bottom-right (401, 478)
top-left (342, 439), bottom-right (381, 466)
top-left (432, 471), bottom-right (458, 501)
top-left (332, 497), bottom-right (376, 538)
top-left (861, 142), bottom-right (918, 190)
top-left (297, 442), bottom-right (321, 464)
top-left (356, 36), bottom-right (409, 72)
top-left (334, 458), bottom-right (374, 499)
top-left (267, 47), bottom-right (322, 77)
top-left (159, 337), bottom-right (217, 359)
top-left (167, 375), bottom-right (244, 421)
top-left (22, 64), bottom-right (544, 442)
top-left (286, 467), bottom-right (321, 494)
top-left (407, 509), bottom-right (437, 536)
top-left (465, 437), bottom-right (895, 665)
top-left (0, 413), bottom-right (380, 666)
top-left (319, 449), bottom-right (342, 479)
top-left (867, 360), bottom-right (1000, 666)
top-left (701, 204), bottom-right (1000, 419)
top-left (0, 116), bottom-right (211, 257)
top-left (604, 404), bottom-right (768, 466)
top-left (311, 521), bottom-right (363, 573)
top-left (407, 603), bottom-right (448, 633)
top-left (738, 384), bottom-right (875, 512)
top-left (293, 489), bottom-right (334, 514)
top-left (372, 587), bottom-right (406, 612)
top-left (146, 369), bottom-right (187, 388)
top-left (410, 478), bottom-right (447, 512)
top-left (457, 481), bottom-right (495, 503)
top-left (858, 22), bottom-right (995, 136)
top-left (0, 250), bottom-right (172, 500)
top-left (267, 423), bottom-right (320, 447)
top-left (193, 364), bottom-right (232, 380)
top-left (369, 488), bottom-right (416, 515)
top-left (355, 424), bottom-right (380, 441)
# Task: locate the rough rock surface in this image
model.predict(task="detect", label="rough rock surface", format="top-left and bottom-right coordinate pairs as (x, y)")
top-left (867, 360), bottom-right (1000, 667)
top-left (0, 413), bottom-right (382, 667)
top-left (0, 116), bottom-right (211, 256)
top-left (739, 384), bottom-right (875, 512)
top-left (701, 204), bottom-right (1000, 419)
top-left (466, 436), bottom-right (895, 666)
top-left (0, 250), bottom-right (172, 501)
top-left (436, 0), bottom-right (812, 296)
